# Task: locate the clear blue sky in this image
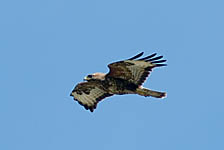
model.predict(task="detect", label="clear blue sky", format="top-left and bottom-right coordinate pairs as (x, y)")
top-left (1, 0), bottom-right (224, 150)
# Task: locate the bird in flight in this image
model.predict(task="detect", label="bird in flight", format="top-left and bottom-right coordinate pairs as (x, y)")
top-left (70, 52), bottom-right (167, 112)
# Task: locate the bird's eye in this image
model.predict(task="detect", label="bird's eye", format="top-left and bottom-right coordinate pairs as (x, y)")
top-left (87, 75), bottom-right (93, 78)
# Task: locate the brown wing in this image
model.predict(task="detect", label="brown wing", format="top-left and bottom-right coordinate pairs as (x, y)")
top-left (107, 52), bottom-right (166, 86)
top-left (70, 81), bottom-right (113, 112)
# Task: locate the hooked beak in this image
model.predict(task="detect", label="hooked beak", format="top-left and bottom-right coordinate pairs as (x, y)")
top-left (84, 74), bottom-right (93, 81)
top-left (83, 76), bottom-right (88, 81)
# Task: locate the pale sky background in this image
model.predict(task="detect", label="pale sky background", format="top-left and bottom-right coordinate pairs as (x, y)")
top-left (1, 0), bottom-right (224, 150)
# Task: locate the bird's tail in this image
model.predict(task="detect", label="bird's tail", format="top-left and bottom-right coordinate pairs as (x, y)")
top-left (136, 87), bottom-right (166, 98)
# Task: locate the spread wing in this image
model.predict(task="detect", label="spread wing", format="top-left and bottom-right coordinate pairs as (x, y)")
top-left (70, 81), bottom-right (113, 112)
top-left (106, 52), bottom-right (166, 86)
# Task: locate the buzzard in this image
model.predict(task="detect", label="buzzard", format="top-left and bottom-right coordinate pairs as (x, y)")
top-left (70, 52), bottom-right (167, 112)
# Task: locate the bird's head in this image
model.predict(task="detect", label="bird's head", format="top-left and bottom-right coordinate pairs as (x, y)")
top-left (84, 72), bottom-right (106, 81)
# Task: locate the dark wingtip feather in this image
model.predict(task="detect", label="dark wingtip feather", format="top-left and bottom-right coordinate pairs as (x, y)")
top-left (151, 60), bottom-right (167, 64)
top-left (128, 52), bottom-right (144, 60)
top-left (138, 53), bottom-right (157, 60)
top-left (128, 52), bottom-right (167, 67)
top-left (156, 64), bottom-right (167, 67)
top-left (146, 55), bottom-right (163, 62)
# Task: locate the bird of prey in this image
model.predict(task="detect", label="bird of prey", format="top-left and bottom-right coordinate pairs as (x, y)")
top-left (70, 52), bottom-right (167, 112)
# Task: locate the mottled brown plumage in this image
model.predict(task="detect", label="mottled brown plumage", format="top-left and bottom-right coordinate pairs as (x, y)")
top-left (70, 52), bottom-right (167, 112)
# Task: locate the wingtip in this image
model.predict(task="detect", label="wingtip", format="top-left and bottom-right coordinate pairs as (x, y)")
top-left (140, 51), bottom-right (144, 55)
top-left (128, 52), bottom-right (144, 60)
top-left (156, 64), bottom-right (167, 67)
top-left (152, 52), bottom-right (157, 56)
top-left (138, 53), bottom-right (157, 61)
top-left (151, 59), bottom-right (167, 64)
top-left (146, 55), bottom-right (163, 62)
top-left (138, 52), bottom-right (144, 57)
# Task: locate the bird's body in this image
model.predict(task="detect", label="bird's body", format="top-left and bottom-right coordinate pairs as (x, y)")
top-left (70, 52), bottom-right (167, 112)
